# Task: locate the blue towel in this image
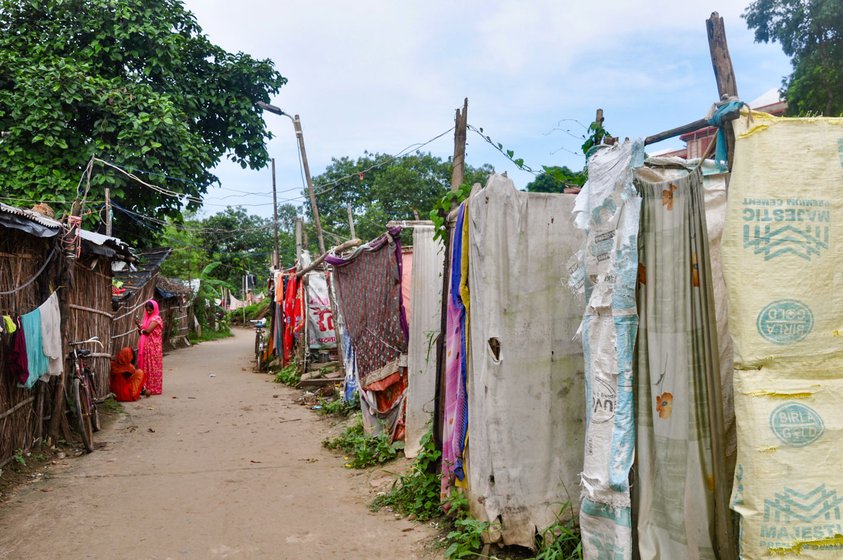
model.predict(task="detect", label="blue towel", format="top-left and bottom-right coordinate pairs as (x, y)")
top-left (20, 308), bottom-right (48, 389)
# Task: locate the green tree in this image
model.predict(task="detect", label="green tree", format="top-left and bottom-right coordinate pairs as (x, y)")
top-left (0, 0), bottom-right (286, 244)
top-left (306, 152), bottom-right (492, 244)
top-left (525, 165), bottom-right (586, 193)
top-left (744, 0), bottom-right (843, 115)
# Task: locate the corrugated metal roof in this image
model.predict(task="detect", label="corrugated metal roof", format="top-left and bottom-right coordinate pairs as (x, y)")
top-left (0, 202), bottom-right (62, 228)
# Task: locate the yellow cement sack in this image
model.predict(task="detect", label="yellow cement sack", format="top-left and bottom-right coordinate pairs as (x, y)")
top-left (731, 371), bottom-right (843, 558)
top-left (722, 112), bottom-right (843, 373)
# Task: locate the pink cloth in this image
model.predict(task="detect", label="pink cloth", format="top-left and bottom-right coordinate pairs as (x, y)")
top-left (440, 278), bottom-right (463, 496)
top-left (401, 250), bottom-right (413, 326)
top-left (138, 299), bottom-right (164, 395)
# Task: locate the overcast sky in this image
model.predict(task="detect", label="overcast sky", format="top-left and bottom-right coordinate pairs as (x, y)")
top-left (181, 0), bottom-right (791, 221)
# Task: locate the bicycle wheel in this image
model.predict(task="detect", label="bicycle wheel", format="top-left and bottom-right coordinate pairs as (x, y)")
top-left (72, 378), bottom-right (95, 453)
top-left (86, 370), bottom-right (101, 432)
top-left (257, 338), bottom-right (265, 372)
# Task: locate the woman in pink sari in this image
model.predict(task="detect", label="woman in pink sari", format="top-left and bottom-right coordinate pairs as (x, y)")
top-left (135, 299), bottom-right (164, 395)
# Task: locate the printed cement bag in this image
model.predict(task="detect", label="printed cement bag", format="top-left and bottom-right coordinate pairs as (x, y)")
top-left (572, 140), bottom-right (644, 560)
top-left (722, 112), bottom-right (843, 373)
top-left (731, 371), bottom-right (843, 558)
top-left (306, 271), bottom-right (337, 350)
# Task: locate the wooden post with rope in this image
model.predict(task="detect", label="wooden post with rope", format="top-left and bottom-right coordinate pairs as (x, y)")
top-left (293, 115), bottom-right (326, 256)
top-left (707, 11), bottom-right (739, 172)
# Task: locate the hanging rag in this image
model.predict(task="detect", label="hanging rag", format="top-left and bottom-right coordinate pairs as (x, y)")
top-left (3, 315), bottom-right (16, 334)
top-left (634, 164), bottom-right (732, 560)
top-left (7, 316), bottom-right (29, 384)
top-left (40, 292), bottom-right (63, 376)
top-left (20, 307), bottom-right (48, 389)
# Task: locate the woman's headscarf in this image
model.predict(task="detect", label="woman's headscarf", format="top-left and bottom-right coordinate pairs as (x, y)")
top-left (141, 299), bottom-right (161, 331)
top-left (111, 347), bottom-right (135, 376)
top-left (137, 299), bottom-right (161, 370)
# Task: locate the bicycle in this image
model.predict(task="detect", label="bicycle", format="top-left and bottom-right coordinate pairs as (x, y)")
top-left (250, 319), bottom-right (267, 372)
top-left (67, 336), bottom-right (104, 453)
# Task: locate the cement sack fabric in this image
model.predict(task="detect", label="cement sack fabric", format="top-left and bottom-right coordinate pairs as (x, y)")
top-left (634, 163), bottom-right (731, 560)
top-left (572, 140), bottom-right (644, 560)
top-left (305, 271), bottom-right (337, 350)
top-left (723, 112), bottom-right (843, 558)
top-left (731, 372), bottom-right (843, 558)
top-left (466, 174), bottom-right (585, 548)
top-left (722, 112), bottom-right (843, 373)
top-left (405, 226), bottom-right (444, 459)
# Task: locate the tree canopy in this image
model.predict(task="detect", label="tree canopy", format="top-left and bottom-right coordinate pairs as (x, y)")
top-left (525, 165), bottom-right (586, 193)
top-left (744, 0), bottom-right (843, 115)
top-left (0, 0), bottom-right (286, 244)
top-left (160, 204), bottom-right (299, 293)
top-left (305, 152), bottom-right (493, 244)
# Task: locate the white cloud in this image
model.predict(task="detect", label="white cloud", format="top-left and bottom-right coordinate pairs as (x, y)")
top-left (180, 0), bottom-right (791, 219)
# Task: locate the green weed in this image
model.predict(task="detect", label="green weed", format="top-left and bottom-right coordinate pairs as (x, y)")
top-left (316, 391), bottom-right (358, 417)
top-left (532, 503), bottom-right (582, 560)
top-left (322, 413), bottom-right (402, 468)
top-left (188, 327), bottom-right (233, 344)
top-left (12, 449), bottom-right (25, 467)
top-left (273, 364), bottom-right (301, 386)
top-left (370, 429), bottom-right (442, 521)
top-left (100, 395), bottom-right (124, 414)
top-left (444, 517), bottom-right (493, 559)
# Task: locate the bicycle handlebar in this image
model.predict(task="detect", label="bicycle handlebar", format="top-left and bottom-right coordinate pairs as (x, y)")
top-left (69, 336), bottom-right (104, 349)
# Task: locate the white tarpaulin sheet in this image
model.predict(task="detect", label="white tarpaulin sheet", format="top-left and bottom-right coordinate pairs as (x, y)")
top-left (405, 226), bottom-right (443, 458)
top-left (306, 271), bottom-right (337, 350)
top-left (466, 174), bottom-right (585, 548)
top-left (572, 140), bottom-right (644, 560)
top-left (723, 112), bottom-right (843, 558)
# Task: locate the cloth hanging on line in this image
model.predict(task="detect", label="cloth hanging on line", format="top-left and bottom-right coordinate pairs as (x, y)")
top-left (633, 163), bottom-right (727, 560)
top-left (41, 292), bottom-right (63, 376)
top-left (571, 139), bottom-right (644, 560)
top-left (7, 316), bottom-right (28, 384)
top-left (20, 307), bottom-right (47, 389)
top-left (328, 227), bottom-right (409, 440)
top-left (441, 203), bottom-right (470, 493)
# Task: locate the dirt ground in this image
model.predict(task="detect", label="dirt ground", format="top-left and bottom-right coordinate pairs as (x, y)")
top-left (0, 328), bottom-right (438, 559)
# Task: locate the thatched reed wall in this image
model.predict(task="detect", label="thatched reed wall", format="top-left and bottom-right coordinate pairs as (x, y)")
top-left (64, 256), bottom-right (115, 400)
top-left (0, 231), bottom-right (60, 467)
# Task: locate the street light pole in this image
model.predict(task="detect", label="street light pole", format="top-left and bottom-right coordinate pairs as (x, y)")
top-left (271, 157), bottom-right (279, 269)
top-left (257, 101), bottom-right (327, 256)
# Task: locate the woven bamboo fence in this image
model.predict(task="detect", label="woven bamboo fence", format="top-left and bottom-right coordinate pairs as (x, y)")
top-left (64, 257), bottom-right (115, 400)
top-left (0, 232), bottom-right (59, 467)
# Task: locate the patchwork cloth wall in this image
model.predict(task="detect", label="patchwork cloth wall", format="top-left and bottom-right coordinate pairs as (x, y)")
top-left (723, 112), bottom-right (843, 558)
top-left (328, 228), bottom-right (409, 440)
top-left (464, 174), bottom-right (585, 548)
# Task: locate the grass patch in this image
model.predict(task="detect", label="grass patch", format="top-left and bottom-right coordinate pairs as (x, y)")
top-left (532, 503), bottom-right (581, 560)
top-left (273, 364), bottom-right (301, 386)
top-left (99, 395), bottom-right (124, 414)
top-left (322, 413), bottom-right (402, 468)
top-left (316, 390), bottom-right (359, 417)
top-left (228, 298), bottom-right (270, 325)
top-left (371, 429), bottom-right (442, 521)
top-left (188, 327), bottom-right (233, 344)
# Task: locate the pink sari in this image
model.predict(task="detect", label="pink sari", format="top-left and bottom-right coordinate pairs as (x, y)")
top-left (138, 299), bottom-right (164, 395)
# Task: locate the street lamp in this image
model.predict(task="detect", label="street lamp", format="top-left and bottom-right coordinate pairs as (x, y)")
top-left (258, 101), bottom-right (326, 258)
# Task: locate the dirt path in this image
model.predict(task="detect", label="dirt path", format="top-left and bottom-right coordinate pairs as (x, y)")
top-left (0, 328), bottom-right (437, 559)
